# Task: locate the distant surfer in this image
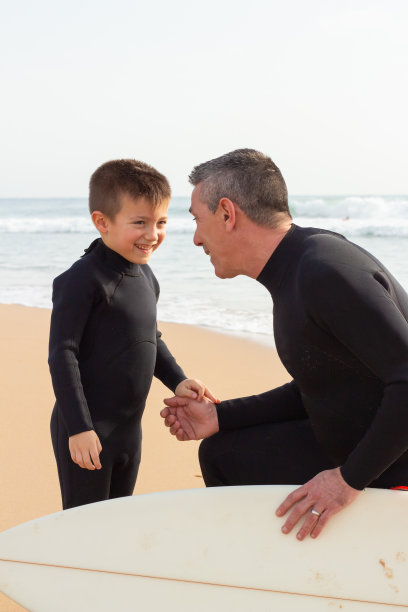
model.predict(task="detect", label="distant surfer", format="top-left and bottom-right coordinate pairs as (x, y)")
top-left (161, 148), bottom-right (408, 540)
top-left (49, 159), bottom-right (217, 510)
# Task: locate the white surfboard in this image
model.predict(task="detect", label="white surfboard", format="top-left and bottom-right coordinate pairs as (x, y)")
top-left (0, 486), bottom-right (407, 611)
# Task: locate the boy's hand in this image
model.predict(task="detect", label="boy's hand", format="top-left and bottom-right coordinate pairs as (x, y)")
top-left (68, 430), bottom-right (102, 470)
top-left (175, 378), bottom-right (220, 403)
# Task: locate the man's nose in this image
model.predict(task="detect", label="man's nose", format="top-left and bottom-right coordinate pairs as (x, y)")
top-left (193, 228), bottom-right (202, 246)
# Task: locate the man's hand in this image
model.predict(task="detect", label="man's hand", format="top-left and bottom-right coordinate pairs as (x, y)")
top-left (276, 467), bottom-right (360, 540)
top-left (69, 430), bottom-right (102, 470)
top-left (175, 378), bottom-right (220, 403)
top-left (160, 396), bottom-right (219, 441)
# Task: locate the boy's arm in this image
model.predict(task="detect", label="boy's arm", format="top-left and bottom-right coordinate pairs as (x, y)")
top-left (154, 327), bottom-right (187, 392)
top-left (147, 269), bottom-right (188, 391)
top-left (48, 265), bottom-right (96, 436)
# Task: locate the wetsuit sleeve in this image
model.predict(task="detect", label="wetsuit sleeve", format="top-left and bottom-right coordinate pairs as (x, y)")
top-left (307, 264), bottom-right (408, 490)
top-left (216, 380), bottom-right (307, 431)
top-left (154, 328), bottom-right (187, 391)
top-left (48, 266), bottom-right (96, 436)
top-left (146, 267), bottom-right (187, 391)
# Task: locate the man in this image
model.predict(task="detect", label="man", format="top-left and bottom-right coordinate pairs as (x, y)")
top-left (161, 149), bottom-right (408, 540)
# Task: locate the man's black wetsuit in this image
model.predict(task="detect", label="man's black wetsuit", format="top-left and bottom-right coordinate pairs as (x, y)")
top-left (200, 225), bottom-right (408, 491)
top-left (49, 239), bottom-right (186, 509)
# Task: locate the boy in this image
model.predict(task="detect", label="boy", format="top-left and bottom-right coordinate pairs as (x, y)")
top-left (49, 159), bottom-right (216, 510)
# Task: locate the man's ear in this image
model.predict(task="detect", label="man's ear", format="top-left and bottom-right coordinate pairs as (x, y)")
top-left (218, 198), bottom-right (236, 232)
top-left (91, 210), bottom-right (110, 234)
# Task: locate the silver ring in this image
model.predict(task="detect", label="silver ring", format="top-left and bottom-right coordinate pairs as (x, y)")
top-left (311, 509), bottom-right (321, 517)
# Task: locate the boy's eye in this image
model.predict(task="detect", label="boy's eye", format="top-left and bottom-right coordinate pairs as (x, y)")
top-left (133, 220), bottom-right (144, 225)
top-left (158, 220), bottom-right (167, 226)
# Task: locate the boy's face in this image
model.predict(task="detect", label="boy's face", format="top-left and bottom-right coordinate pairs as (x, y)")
top-left (94, 193), bottom-right (169, 264)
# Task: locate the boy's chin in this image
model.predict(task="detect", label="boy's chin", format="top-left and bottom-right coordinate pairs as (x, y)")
top-left (129, 251), bottom-right (154, 264)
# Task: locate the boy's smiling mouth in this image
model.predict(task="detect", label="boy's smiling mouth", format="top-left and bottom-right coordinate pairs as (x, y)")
top-left (135, 243), bottom-right (157, 253)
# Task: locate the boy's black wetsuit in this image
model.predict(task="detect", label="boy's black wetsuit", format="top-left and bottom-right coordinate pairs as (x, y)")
top-left (49, 238), bottom-right (186, 509)
top-left (200, 225), bottom-right (408, 491)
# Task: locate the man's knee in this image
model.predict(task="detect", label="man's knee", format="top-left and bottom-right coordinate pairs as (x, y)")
top-left (198, 435), bottom-right (218, 471)
top-left (199, 433), bottom-right (231, 487)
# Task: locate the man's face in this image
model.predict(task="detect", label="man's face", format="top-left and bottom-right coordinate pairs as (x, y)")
top-left (101, 194), bottom-right (169, 264)
top-left (190, 184), bottom-right (235, 278)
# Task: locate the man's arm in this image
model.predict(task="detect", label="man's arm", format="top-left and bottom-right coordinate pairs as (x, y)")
top-left (161, 380), bottom-right (306, 441)
top-left (216, 380), bottom-right (306, 430)
top-left (277, 262), bottom-right (408, 540)
top-left (308, 263), bottom-right (408, 490)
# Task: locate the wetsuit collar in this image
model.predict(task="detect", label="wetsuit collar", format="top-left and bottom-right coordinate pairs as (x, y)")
top-left (84, 238), bottom-right (141, 276)
top-left (257, 224), bottom-right (303, 294)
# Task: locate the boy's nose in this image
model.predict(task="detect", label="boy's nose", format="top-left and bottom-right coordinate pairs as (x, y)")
top-left (145, 226), bottom-right (159, 241)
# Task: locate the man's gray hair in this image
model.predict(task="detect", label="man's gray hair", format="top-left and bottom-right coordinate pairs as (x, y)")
top-left (189, 149), bottom-right (291, 227)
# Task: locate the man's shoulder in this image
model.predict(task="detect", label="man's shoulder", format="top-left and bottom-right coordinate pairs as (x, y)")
top-left (295, 227), bottom-right (389, 309)
top-left (299, 227), bottom-right (373, 273)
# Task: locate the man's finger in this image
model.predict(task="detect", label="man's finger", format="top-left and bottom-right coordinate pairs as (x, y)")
top-left (176, 430), bottom-right (187, 441)
top-left (170, 421), bottom-right (181, 435)
top-left (165, 414), bottom-right (177, 427)
top-left (276, 485), bottom-right (307, 517)
top-left (310, 510), bottom-right (330, 539)
top-left (164, 396), bottom-right (189, 407)
top-left (281, 499), bottom-right (313, 534)
top-left (295, 508), bottom-right (324, 540)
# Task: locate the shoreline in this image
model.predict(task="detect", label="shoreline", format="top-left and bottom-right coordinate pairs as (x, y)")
top-left (0, 301), bottom-right (276, 349)
top-left (0, 303), bottom-right (290, 612)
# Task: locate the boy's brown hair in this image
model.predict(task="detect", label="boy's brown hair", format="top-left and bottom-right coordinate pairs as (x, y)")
top-left (89, 159), bottom-right (171, 219)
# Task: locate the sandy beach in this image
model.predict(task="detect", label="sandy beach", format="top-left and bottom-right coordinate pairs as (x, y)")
top-left (0, 303), bottom-right (290, 612)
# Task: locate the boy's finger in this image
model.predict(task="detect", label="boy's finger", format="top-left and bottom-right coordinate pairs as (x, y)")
top-left (75, 451), bottom-right (85, 469)
top-left (184, 390), bottom-right (198, 399)
top-left (91, 447), bottom-right (102, 469)
top-left (203, 387), bottom-right (218, 402)
top-left (82, 451), bottom-right (95, 470)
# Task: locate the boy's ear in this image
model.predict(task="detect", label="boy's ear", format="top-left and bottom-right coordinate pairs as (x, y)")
top-left (91, 211), bottom-right (110, 234)
top-left (218, 198), bottom-right (236, 232)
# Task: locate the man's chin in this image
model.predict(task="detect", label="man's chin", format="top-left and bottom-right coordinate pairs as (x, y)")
top-left (213, 266), bottom-right (236, 280)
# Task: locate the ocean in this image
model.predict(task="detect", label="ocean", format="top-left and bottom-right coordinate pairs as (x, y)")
top-left (1, 195), bottom-right (408, 343)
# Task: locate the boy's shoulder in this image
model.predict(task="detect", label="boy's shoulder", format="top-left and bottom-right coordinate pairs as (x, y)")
top-left (140, 263), bottom-right (159, 295)
top-left (52, 239), bottom-right (111, 293)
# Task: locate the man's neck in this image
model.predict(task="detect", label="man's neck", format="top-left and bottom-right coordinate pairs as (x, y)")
top-left (240, 218), bottom-right (293, 279)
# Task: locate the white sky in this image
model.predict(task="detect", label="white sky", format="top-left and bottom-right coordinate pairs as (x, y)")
top-left (1, 0), bottom-right (407, 196)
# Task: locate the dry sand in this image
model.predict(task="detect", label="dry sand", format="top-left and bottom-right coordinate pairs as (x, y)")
top-left (0, 303), bottom-right (290, 611)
